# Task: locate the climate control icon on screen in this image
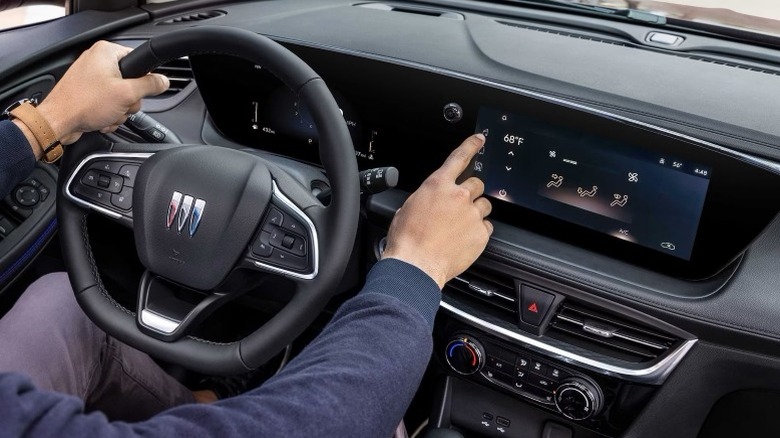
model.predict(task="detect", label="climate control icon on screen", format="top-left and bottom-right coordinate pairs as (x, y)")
top-left (546, 174), bottom-right (564, 188)
top-left (577, 186), bottom-right (598, 198)
top-left (610, 194), bottom-right (629, 207)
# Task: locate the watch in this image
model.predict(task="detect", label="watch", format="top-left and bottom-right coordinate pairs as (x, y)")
top-left (2, 99), bottom-right (64, 163)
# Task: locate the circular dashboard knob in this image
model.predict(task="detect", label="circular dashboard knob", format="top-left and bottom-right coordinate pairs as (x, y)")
top-left (442, 103), bottom-right (463, 123)
top-left (444, 336), bottom-right (484, 375)
top-left (554, 377), bottom-right (604, 421)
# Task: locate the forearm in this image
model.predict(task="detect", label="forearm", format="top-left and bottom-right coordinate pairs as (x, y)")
top-left (0, 259), bottom-right (441, 438)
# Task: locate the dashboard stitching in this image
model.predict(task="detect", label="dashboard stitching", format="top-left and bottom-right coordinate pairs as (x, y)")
top-left (484, 242), bottom-right (780, 340)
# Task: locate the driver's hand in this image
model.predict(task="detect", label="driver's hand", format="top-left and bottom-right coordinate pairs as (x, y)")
top-left (37, 41), bottom-right (170, 145)
top-left (382, 134), bottom-right (492, 289)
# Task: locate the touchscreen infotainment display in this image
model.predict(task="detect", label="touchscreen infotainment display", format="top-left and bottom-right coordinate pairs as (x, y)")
top-left (473, 107), bottom-right (712, 260)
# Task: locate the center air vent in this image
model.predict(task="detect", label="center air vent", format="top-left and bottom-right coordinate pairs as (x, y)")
top-left (548, 302), bottom-right (679, 363)
top-left (152, 58), bottom-right (194, 98)
top-left (157, 10), bottom-right (225, 25)
top-left (446, 268), bottom-right (516, 316)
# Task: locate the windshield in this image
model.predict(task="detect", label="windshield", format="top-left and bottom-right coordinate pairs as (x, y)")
top-left (530, 1), bottom-right (780, 39)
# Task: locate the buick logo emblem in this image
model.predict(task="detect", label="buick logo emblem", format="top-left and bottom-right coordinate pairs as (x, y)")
top-left (166, 191), bottom-right (206, 237)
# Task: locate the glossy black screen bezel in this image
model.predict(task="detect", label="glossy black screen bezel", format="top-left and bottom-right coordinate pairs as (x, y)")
top-left (192, 42), bottom-right (780, 280)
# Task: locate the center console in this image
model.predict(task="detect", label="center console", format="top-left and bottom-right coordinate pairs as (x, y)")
top-left (424, 260), bottom-right (693, 438)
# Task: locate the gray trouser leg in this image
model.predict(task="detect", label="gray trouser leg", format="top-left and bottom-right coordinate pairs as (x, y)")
top-left (0, 272), bottom-right (196, 421)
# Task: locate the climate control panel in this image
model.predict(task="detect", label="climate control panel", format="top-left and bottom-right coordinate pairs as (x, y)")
top-left (443, 333), bottom-right (606, 422)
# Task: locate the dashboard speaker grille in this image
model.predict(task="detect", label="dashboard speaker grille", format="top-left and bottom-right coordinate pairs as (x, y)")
top-left (157, 10), bottom-right (226, 25)
top-left (445, 268), bottom-right (517, 316)
top-left (548, 302), bottom-right (679, 362)
top-left (152, 58), bottom-right (194, 98)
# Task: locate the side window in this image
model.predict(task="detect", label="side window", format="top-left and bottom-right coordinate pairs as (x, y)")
top-left (0, 1), bottom-right (67, 32)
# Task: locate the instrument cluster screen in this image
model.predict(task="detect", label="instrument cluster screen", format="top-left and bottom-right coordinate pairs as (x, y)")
top-left (473, 107), bottom-right (712, 260)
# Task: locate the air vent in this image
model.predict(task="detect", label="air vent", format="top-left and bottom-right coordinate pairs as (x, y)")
top-left (152, 57), bottom-right (194, 98)
top-left (157, 10), bottom-right (225, 25)
top-left (446, 268), bottom-right (516, 315)
top-left (548, 302), bottom-right (679, 363)
top-left (356, 3), bottom-right (464, 20)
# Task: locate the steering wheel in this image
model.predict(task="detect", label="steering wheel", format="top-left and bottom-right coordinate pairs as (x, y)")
top-left (56, 26), bottom-right (359, 375)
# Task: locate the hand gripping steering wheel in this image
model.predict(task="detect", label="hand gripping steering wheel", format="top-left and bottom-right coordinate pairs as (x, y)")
top-left (57, 26), bottom-right (359, 375)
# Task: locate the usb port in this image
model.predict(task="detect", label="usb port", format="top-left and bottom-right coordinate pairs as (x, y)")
top-left (496, 417), bottom-right (511, 427)
top-left (482, 412), bottom-right (494, 421)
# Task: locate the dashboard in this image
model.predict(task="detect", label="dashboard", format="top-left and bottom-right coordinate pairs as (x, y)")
top-left (192, 46), bottom-right (780, 280)
top-left (4, 0), bottom-right (780, 437)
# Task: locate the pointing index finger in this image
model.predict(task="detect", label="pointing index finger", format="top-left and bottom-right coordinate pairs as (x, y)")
top-left (438, 134), bottom-right (485, 180)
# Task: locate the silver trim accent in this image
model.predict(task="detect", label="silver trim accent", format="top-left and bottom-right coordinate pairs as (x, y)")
top-left (166, 191), bottom-right (183, 229)
top-left (177, 195), bottom-right (193, 232)
top-left (251, 181), bottom-right (320, 280)
top-left (273, 37), bottom-right (780, 175)
top-left (453, 275), bottom-right (516, 303)
top-left (64, 152), bottom-right (154, 219)
top-left (139, 309), bottom-right (180, 334)
top-left (441, 301), bottom-right (697, 384)
top-left (190, 198), bottom-right (206, 237)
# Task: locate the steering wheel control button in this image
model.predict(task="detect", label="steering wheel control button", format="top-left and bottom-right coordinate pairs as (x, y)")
top-left (15, 186), bottom-right (40, 207)
top-left (252, 231), bottom-right (273, 257)
top-left (82, 170), bottom-right (123, 194)
top-left (262, 207), bottom-right (284, 231)
top-left (282, 234), bottom-right (295, 249)
top-left (119, 164), bottom-right (140, 187)
top-left (73, 184), bottom-right (112, 208)
top-left (97, 174), bottom-right (111, 188)
top-left (520, 285), bottom-right (555, 326)
top-left (268, 250), bottom-right (307, 271)
top-left (111, 187), bottom-right (133, 211)
top-left (89, 160), bottom-right (123, 174)
top-left (290, 237), bottom-right (307, 256)
top-left (280, 214), bottom-right (305, 234)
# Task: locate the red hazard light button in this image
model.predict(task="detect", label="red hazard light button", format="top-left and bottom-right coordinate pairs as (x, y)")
top-left (520, 285), bottom-right (555, 326)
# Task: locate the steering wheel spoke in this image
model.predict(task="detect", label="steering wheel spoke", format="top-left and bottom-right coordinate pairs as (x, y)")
top-left (136, 271), bottom-right (236, 341)
top-left (64, 152), bottom-right (151, 226)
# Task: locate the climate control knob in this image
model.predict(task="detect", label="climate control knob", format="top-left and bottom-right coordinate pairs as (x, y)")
top-left (444, 336), bottom-right (484, 375)
top-left (554, 377), bottom-right (604, 421)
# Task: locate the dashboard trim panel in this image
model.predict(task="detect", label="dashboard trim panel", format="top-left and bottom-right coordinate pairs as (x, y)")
top-left (266, 35), bottom-right (780, 175)
top-left (441, 300), bottom-right (697, 384)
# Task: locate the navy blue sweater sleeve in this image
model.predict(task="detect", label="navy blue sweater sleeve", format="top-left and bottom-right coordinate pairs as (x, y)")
top-left (0, 120), bottom-right (36, 198)
top-left (0, 259), bottom-right (441, 438)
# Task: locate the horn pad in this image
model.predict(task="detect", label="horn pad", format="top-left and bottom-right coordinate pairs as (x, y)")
top-left (133, 146), bottom-right (272, 290)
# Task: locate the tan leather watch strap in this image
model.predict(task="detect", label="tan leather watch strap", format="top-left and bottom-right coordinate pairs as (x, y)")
top-left (9, 101), bottom-right (64, 163)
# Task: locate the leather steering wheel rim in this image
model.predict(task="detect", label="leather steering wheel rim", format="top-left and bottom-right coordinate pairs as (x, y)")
top-left (57, 26), bottom-right (359, 375)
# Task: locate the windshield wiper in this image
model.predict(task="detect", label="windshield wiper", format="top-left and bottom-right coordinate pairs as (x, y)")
top-left (501, 0), bottom-right (666, 25)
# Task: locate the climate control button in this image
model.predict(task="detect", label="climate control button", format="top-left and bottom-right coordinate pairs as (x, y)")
top-left (445, 336), bottom-right (484, 375)
top-left (554, 377), bottom-right (604, 421)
